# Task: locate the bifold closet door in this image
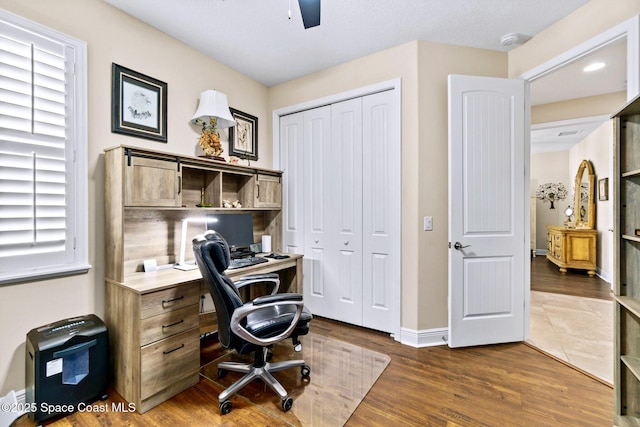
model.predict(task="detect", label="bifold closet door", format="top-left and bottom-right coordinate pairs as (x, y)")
top-left (302, 105), bottom-right (334, 319)
top-left (279, 112), bottom-right (305, 255)
top-left (300, 98), bottom-right (364, 325)
top-left (327, 98), bottom-right (363, 326)
top-left (361, 90), bottom-right (398, 333)
top-left (279, 89), bottom-right (399, 333)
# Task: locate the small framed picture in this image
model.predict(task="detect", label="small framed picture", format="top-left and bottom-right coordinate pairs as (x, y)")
top-left (229, 108), bottom-right (258, 161)
top-left (598, 177), bottom-right (609, 201)
top-left (111, 63), bottom-right (167, 142)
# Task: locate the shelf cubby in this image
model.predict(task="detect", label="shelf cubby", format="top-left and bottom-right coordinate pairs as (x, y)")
top-left (614, 97), bottom-right (640, 423)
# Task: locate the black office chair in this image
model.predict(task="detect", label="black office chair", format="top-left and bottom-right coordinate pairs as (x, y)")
top-left (193, 230), bottom-right (312, 414)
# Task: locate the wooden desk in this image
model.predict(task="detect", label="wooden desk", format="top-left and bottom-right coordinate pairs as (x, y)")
top-left (104, 255), bottom-right (303, 413)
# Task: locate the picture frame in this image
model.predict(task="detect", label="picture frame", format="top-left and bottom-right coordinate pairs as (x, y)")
top-left (229, 108), bottom-right (258, 160)
top-left (111, 63), bottom-right (167, 142)
top-left (598, 177), bottom-right (609, 201)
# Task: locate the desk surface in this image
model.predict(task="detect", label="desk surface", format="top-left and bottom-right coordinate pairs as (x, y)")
top-left (108, 254), bottom-right (303, 294)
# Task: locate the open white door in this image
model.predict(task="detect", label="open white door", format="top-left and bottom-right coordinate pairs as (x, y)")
top-left (448, 74), bottom-right (529, 348)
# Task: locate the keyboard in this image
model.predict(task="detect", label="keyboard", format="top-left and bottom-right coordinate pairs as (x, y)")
top-left (227, 256), bottom-right (269, 270)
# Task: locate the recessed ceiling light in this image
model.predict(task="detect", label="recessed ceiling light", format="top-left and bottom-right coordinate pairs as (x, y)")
top-left (583, 62), bottom-right (606, 72)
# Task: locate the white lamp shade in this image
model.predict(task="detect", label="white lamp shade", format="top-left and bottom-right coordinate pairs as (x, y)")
top-left (191, 90), bottom-right (236, 129)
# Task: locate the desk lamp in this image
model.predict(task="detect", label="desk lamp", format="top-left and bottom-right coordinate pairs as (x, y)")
top-left (174, 217), bottom-right (218, 270)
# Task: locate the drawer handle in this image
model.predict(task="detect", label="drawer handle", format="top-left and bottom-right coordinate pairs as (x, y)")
top-left (162, 295), bottom-right (184, 307)
top-left (163, 344), bottom-right (185, 355)
top-left (162, 319), bottom-right (185, 330)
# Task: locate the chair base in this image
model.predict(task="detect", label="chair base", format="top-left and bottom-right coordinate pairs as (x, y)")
top-left (217, 358), bottom-right (307, 404)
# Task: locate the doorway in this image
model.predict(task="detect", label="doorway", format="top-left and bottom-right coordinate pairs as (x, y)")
top-left (522, 17), bottom-right (639, 381)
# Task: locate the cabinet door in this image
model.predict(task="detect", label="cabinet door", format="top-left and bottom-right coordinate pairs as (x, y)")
top-left (254, 174), bottom-right (282, 208)
top-left (565, 233), bottom-right (596, 266)
top-left (125, 157), bottom-right (181, 207)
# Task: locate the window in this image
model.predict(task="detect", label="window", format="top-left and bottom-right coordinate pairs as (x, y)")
top-left (0, 10), bottom-right (89, 285)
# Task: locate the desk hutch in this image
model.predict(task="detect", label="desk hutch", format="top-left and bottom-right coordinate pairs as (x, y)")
top-left (103, 145), bottom-right (300, 413)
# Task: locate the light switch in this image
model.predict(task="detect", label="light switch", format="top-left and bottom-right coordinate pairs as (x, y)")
top-left (424, 216), bottom-right (433, 231)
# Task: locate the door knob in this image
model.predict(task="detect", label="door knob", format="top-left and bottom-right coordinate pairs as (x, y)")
top-left (344, 240), bottom-right (349, 246)
top-left (453, 242), bottom-right (470, 250)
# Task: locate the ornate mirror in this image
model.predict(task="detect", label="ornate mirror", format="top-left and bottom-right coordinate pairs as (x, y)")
top-left (573, 159), bottom-right (596, 229)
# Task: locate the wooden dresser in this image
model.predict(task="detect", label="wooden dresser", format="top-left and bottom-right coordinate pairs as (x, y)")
top-left (103, 145), bottom-right (288, 412)
top-left (546, 226), bottom-right (597, 277)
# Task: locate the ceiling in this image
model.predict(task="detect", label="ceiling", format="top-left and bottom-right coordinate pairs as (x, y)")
top-left (104, 0), bottom-right (625, 152)
top-left (530, 37), bottom-right (627, 152)
top-left (104, 0), bottom-right (590, 87)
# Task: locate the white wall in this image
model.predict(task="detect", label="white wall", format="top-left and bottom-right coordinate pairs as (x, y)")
top-left (531, 151), bottom-right (571, 250)
top-left (569, 121), bottom-right (614, 281)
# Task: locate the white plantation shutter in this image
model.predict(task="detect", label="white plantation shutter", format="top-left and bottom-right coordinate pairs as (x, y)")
top-left (0, 10), bottom-right (89, 284)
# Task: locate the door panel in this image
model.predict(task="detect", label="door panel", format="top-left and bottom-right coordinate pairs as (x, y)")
top-left (329, 98), bottom-right (363, 325)
top-left (362, 91), bottom-right (399, 332)
top-left (448, 74), bottom-right (527, 348)
top-left (303, 106), bottom-right (333, 317)
top-left (280, 113), bottom-right (304, 254)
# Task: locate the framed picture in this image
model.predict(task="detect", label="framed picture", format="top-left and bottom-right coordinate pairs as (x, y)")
top-left (229, 108), bottom-right (258, 160)
top-left (111, 63), bottom-right (167, 142)
top-left (598, 177), bottom-right (609, 201)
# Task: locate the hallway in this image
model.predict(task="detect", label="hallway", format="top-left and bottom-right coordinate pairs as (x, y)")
top-left (528, 256), bottom-right (613, 384)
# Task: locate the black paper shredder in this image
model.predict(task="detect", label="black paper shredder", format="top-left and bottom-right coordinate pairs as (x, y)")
top-left (25, 314), bottom-right (108, 422)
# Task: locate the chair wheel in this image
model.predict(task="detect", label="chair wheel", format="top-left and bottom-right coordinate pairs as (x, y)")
top-left (301, 365), bottom-right (311, 379)
top-left (217, 368), bottom-right (227, 379)
top-left (282, 396), bottom-right (293, 412)
top-left (220, 400), bottom-right (232, 415)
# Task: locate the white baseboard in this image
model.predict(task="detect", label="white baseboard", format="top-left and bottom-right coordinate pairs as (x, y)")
top-left (596, 267), bottom-right (612, 285)
top-left (400, 327), bottom-right (448, 348)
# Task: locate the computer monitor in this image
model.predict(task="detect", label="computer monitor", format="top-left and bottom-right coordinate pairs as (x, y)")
top-left (207, 213), bottom-right (254, 256)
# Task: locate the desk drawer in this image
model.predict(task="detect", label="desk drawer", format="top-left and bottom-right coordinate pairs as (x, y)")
top-left (140, 304), bottom-right (199, 346)
top-left (140, 328), bottom-right (200, 400)
top-left (141, 284), bottom-right (199, 319)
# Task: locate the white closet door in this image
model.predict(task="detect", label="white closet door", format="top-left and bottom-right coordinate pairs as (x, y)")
top-left (279, 112), bottom-right (305, 255)
top-left (328, 98), bottom-right (363, 325)
top-left (279, 83), bottom-right (401, 336)
top-left (362, 90), bottom-right (400, 333)
top-left (303, 106), bottom-right (334, 318)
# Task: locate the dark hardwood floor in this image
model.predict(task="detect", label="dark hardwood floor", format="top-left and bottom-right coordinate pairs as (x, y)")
top-left (17, 315), bottom-right (613, 427)
top-left (530, 254), bottom-right (612, 300)
top-left (15, 255), bottom-right (613, 426)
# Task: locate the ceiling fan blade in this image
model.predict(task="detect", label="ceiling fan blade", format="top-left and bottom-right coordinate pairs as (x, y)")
top-left (298, 0), bottom-right (320, 29)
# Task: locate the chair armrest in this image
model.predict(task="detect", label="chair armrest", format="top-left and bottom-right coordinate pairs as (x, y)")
top-left (234, 273), bottom-right (280, 295)
top-left (253, 293), bottom-right (302, 306)
top-left (230, 297), bottom-right (304, 347)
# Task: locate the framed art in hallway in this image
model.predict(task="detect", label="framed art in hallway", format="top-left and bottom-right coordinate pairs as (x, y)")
top-left (598, 177), bottom-right (608, 201)
top-left (111, 63), bottom-right (167, 142)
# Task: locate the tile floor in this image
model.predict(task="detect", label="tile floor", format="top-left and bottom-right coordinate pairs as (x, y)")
top-left (527, 290), bottom-right (613, 384)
